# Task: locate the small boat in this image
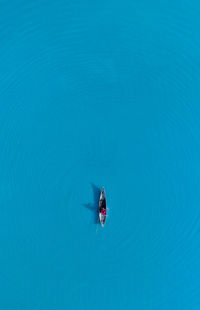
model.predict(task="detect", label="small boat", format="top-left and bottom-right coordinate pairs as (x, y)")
top-left (99, 187), bottom-right (107, 227)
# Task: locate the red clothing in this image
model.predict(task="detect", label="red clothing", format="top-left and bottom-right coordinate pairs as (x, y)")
top-left (101, 209), bottom-right (106, 216)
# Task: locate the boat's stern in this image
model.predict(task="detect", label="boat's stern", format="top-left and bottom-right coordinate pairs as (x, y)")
top-left (99, 213), bottom-right (106, 227)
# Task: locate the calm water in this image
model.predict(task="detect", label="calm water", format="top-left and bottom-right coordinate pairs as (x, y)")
top-left (1, 0), bottom-right (200, 309)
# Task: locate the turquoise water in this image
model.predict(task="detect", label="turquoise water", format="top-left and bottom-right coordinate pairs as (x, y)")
top-left (1, 0), bottom-right (200, 309)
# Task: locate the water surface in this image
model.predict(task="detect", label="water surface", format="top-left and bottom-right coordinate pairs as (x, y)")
top-left (0, 0), bottom-right (200, 309)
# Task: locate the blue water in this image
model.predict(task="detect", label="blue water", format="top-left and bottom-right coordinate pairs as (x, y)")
top-left (1, 0), bottom-right (200, 309)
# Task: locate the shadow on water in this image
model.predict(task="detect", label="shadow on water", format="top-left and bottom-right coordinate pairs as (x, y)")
top-left (82, 183), bottom-right (101, 224)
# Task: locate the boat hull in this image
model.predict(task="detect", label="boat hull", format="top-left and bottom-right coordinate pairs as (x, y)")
top-left (99, 187), bottom-right (107, 227)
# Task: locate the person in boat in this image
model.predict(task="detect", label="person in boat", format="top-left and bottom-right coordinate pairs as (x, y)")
top-left (101, 208), bottom-right (106, 216)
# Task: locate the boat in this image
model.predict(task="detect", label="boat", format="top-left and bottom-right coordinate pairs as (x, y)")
top-left (99, 187), bottom-right (107, 227)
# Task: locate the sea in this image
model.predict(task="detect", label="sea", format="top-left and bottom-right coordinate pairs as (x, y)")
top-left (0, 0), bottom-right (200, 309)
